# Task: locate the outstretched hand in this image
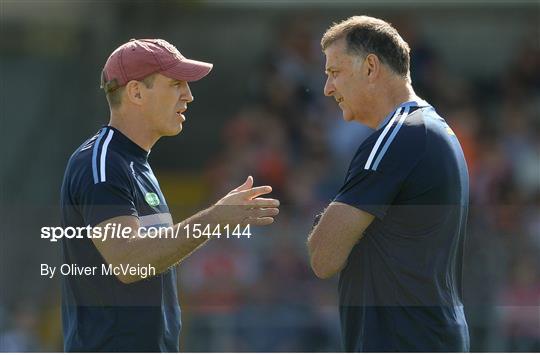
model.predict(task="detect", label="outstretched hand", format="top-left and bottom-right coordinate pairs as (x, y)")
top-left (214, 176), bottom-right (280, 226)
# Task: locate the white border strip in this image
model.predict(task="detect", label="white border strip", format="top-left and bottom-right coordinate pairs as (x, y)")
top-left (371, 105), bottom-right (411, 171)
top-left (139, 213), bottom-right (173, 228)
top-left (364, 107), bottom-right (404, 170)
top-left (99, 130), bottom-right (114, 182)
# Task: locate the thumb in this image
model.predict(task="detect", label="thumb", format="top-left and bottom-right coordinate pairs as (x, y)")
top-left (232, 175), bottom-right (253, 192)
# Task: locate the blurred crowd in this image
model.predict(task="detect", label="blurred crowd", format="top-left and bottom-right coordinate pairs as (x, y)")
top-left (1, 15), bottom-right (538, 353)
top-left (179, 19), bottom-right (540, 352)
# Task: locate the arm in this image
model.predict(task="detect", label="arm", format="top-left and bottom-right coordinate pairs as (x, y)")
top-left (307, 115), bottom-right (425, 279)
top-left (307, 202), bottom-right (374, 279)
top-left (92, 176), bottom-right (279, 284)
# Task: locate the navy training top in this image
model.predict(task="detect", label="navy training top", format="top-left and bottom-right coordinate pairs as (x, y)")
top-left (60, 126), bottom-right (180, 352)
top-left (334, 101), bottom-right (470, 352)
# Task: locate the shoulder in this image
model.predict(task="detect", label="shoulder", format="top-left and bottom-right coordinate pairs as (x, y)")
top-left (421, 107), bottom-right (460, 145)
top-left (352, 106), bottom-right (428, 174)
top-left (64, 129), bottom-right (130, 189)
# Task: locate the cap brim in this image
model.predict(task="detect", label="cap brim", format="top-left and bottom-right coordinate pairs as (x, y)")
top-left (162, 58), bottom-right (213, 82)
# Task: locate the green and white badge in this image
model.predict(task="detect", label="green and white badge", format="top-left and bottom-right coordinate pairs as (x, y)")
top-left (145, 192), bottom-right (160, 207)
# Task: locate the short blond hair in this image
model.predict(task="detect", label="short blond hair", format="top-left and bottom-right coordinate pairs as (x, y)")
top-left (321, 16), bottom-right (410, 77)
top-left (101, 73), bottom-right (157, 109)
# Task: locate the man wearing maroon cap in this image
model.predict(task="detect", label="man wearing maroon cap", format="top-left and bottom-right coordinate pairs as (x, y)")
top-left (60, 39), bottom-right (279, 352)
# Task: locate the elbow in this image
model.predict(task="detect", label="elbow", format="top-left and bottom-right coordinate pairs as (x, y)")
top-left (115, 273), bottom-right (140, 284)
top-left (101, 251), bottom-right (145, 284)
top-left (104, 253), bottom-right (145, 284)
top-left (307, 233), bottom-right (347, 279)
top-left (107, 263), bottom-right (142, 284)
top-left (312, 267), bottom-right (335, 280)
top-left (310, 256), bottom-right (341, 279)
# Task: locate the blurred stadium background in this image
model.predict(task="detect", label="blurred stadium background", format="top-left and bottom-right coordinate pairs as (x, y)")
top-left (1, 0), bottom-right (539, 351)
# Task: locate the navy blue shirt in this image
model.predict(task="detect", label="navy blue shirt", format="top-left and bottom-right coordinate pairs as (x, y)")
top-left (60, 126), bottom-right (180, 352)
top-left (334, 101), bottom-right (470, 352)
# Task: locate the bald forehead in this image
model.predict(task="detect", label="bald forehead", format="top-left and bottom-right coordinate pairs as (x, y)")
top-left (324, 39), bottom-right (354, 73)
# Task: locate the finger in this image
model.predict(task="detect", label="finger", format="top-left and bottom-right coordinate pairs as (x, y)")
top-left (231, 176), bottom-right (253, 193)
top-left (249, 198), bottom-right (280, 208)
top-left (249, 208), bottom-right (279, 218)
top-left (244, 217), bottom-right (274, 226)
top-left (238, 185), bottom-right (273, 199)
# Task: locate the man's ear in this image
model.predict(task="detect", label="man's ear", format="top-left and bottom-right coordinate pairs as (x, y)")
top-left (125, 80), bottom-right (144, 105)
top-left (364, 54), bottom-right (381, 82)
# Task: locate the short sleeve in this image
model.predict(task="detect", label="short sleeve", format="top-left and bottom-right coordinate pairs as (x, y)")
top-left (334, 121), bottom-right (425, 219)
top-left (73, 157), bottom-right (138, 227)
top-left (335, 170), bottom-right (403, 219)
top-left (78, 182), bottom-right (138, 227)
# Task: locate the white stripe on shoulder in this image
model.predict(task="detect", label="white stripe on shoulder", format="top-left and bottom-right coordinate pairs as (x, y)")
top-left (92, 129), bottom-right (108, 184)
top-left (371, 105), bottom-right (411, 171)
top-left (364, 107), bottom-right (404, 170)
top-left (99, 130), bottom-right (114, 182)
top-left (139, 213), bottom-right (173, 228)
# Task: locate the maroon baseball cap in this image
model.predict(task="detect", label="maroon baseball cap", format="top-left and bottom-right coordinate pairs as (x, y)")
top-left (101, 38), bottom-right (213, 93)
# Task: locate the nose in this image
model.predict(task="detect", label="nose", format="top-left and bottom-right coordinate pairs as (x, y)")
top-left (324, 77), bottom-right (335, 97)
top-left (181, 82), bottom-right (194, 103)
